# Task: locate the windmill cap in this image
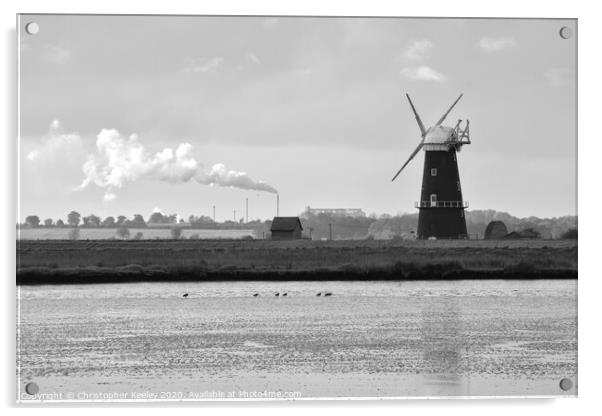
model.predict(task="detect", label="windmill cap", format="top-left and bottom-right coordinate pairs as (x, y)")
top-left (424, 125), bottom-right (455, 144)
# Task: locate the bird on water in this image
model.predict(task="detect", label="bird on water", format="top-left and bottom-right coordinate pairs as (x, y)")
top-left (324, 292), bottom-right (332, 297)
top-left (253, 293), bottom-right (259, 297)
top-left (182, 293), bottom-right (189, 298)
top-left (316, 292), bottom-right (322, 296)
top-left (275, 292), bottom-right (280, 296)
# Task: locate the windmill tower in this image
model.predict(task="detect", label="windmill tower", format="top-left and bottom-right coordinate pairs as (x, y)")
top-left (392, 93), bottom-right (471, 239)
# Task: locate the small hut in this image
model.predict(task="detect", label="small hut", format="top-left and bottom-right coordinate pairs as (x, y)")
top-left (484, 221), bottom-right (508, 240)
top-left (270, 217), bottom-right (303, 240)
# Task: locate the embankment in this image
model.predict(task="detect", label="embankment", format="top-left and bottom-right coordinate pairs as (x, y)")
top-left (16, 239), bottom-right (577, 285)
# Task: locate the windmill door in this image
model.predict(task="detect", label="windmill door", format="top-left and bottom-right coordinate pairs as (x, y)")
top-left (430, 194), bottom-right (437, 208)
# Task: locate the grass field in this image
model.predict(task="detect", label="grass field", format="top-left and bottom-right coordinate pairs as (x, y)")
top-left (17, 228), bottom-right (256, 240)
top-left (17, 239), bottom-right (577, 284)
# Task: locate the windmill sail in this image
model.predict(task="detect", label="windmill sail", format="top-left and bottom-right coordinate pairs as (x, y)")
top-left (391, 94), bottom-right (428, 181)
top-left (392, 93), bottom-right (465, 181)
top-left (406, 94), bottom-right (427, 137)
top-left (435, 93), bottom-right (463, 126)
top-left (391, 139), bottom-right (425, 181)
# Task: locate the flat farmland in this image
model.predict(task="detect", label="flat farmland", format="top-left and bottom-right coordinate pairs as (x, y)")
top-left (18, 228), bottom-right (256, 240)
top-left (17, 239), bottom-right (578, 284)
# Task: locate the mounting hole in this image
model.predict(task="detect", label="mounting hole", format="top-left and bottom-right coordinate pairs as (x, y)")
top-left (25, 22), bottom-right (39, 35)
top-left (25, 382), bottom-right (39, 395)
top-left (559, 378), bottom-right (573, 391)
top-left (559, 26), bottom-right (572, 39)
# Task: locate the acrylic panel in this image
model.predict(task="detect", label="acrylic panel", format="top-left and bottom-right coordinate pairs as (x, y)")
top-left (17, 14), bottom-right (577, 402)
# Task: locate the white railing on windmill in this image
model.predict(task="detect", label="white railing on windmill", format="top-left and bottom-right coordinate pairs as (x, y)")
top-left (391, 93), bottom-right (471, 181)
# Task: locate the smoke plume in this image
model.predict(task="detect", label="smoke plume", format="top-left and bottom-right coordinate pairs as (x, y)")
top-left (77, 128), bottom-right (277, 201)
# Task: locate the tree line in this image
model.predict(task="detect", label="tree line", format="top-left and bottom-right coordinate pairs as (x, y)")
top-left (20, 209), bottom-right (578, 240)
top-left (22, 211), bottom-right (168, 228)
top-left (20, 211), bottom-right (274, 239)
top-left (19, 211), bottom-right (256, 228)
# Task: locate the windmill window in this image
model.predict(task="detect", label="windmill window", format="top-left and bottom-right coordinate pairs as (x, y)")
top-left (431, 168), bottom-right (437, 176)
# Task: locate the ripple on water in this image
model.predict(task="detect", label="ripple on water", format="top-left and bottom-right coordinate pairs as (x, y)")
top-left (17, 280), bottom-right (577, 397)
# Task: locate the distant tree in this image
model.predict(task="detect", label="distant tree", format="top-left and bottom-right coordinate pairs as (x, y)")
top-left (128, 214), bottom-right (147, 228)
top-left (132, 232), bottom-right (144, 240)
top-left (148, 212), bottom-right (166, 224)
top-left (25, 215), bottom-right (40, 227)
top-left (56, 219), bottom-right (65, 227)
top-left (560, 228), bottom-right (578, 239)
top-left (170, 227), bottom-right (182, 240)
top-left (102, 216), bottom-right (116, 227)
top-left (68, 227), bottom-right (80, 240)
top-left (148, 212), bottom-right (178, 224)
top-left (116, 215), bottom-right (128, 226)
top-left (116, 227), bottom-right (130, 240)
top-left (67, 211), bottom-right (81, 227)
top-left (83, 214), bottom-right (101, 227)
top-left (189, 233), bottom-right (200, 240)
top-left (188, 215), bottom-right (215, 227)
top-left (43, 218), bottom-right (53, 227)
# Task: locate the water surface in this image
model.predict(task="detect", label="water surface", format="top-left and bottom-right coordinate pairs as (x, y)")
top-left (17, 280), bottom-right (577, 400)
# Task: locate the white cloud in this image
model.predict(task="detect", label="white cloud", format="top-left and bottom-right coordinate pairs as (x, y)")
top-left (25, 120), bottom-right (84, 162)
top-left (403, 39), bottom-right (433, 61)
top-left (183, 56), bottom-right (224, 73)
top-left (544, 68), bottom-right (572, 87)
top-left (400, 66), bottom-right (446, 82)
top-left (478, 37), bottom-right (517, 52)
top-left (44, 44), bottom-right (71, 63)
top-left (77, 128), bottom-right (278, 201)
top-left (247, 52), bottom-right (261, 65)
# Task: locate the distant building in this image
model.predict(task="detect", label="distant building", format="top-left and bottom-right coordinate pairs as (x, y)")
top-left (484, 221), bottom-right (508, 240)
top-left (270, 217), bottom-right (303, 240)
top-left (303, 206), bottom-right (366, 218)
top-left (505, 228), bottom-right (541, 239)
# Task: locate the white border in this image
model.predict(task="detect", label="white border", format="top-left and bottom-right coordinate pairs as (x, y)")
top-left (3, 0), bottom-right (600, 414)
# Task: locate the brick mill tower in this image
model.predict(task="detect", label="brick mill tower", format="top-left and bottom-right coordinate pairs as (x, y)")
top-left (392, 93), bottom-right (471, 239)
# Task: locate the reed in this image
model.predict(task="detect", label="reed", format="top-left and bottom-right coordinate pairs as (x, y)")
top-left (16, 239), bottom-right (577, 284)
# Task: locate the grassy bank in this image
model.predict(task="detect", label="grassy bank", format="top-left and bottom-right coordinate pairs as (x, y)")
top-left (16, 239), bottom-right (577, 284)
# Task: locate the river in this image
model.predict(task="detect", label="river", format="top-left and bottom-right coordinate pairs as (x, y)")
top-left (17, 279), bottom-right (577, 400)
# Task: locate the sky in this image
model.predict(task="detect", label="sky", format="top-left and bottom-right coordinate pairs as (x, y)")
top-left (18, 15), bottom-right (577, 222)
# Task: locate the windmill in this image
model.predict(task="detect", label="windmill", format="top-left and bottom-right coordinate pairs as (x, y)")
top-left (392, 93), bottom-right (471, 239)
